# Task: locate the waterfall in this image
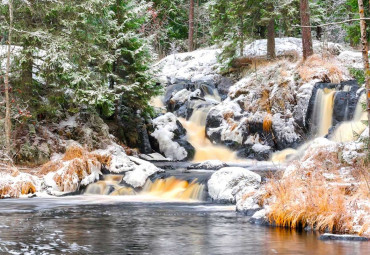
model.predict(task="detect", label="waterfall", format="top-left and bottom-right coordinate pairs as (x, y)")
top-left (142, 177), bottom-right (205, 201)
top-left (311, 88), bottom-right (336, 137)
top-left (180, 117), bottom-right (239, 162)
top-left (331, 93), bottom-right (367, 142)
top-left (84, 175), bottom-right (206, 201)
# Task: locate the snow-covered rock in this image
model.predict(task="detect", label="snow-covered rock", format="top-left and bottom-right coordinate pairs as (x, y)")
top-left (187, 160), bottom-right (229, 170)
top-left (151, 113), bottom-right (195, 161)
top-left (123, 157), bottom-right (164, 188)
top-left (208, 167), bottom-right (261, 203)
top-left (93, 144), bottom-right (135, 173)
top-left (139, 153), bottom-right (172, 161)
top-left (43, 154), bottom-right (102, 195)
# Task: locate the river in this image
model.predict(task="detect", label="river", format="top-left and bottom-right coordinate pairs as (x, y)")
top-left (0, 196), bottom-right (369, 254)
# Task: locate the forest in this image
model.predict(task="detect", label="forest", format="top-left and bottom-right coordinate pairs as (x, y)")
top-left (0, 0), bottom-right (370, 254)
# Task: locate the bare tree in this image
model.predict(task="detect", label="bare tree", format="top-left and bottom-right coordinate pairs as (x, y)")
top-left (188, 0), bottom-right (194, 52)
top-left (4, 0), bottom-right (13, 158)
top-left (358, 0), bottom-right (370, 143)
top-left (300, 0), bottom-right (313, 60)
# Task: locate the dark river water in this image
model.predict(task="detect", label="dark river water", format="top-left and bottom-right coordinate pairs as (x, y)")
top-left (0, 196), bottom-right (368, 255)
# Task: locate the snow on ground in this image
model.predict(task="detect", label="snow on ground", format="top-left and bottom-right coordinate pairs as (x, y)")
top-left (242, 37), bottom-right (343, 57)
top-left (154, 46), bottom-right (222, 84)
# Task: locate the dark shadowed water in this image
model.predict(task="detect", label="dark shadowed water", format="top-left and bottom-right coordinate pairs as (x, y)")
top-left (0, 196), bottom-right (369, 255)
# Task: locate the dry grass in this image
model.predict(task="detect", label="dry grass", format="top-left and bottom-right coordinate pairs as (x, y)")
top-left (223, 112), bottom-right (234, 120)
top-left (263, 114), bottom-right (272, 133)
top-left (299, 54), bottom-right (346, 83)
top-left (266, 175), bottom-right (352, 232)
top-left (258, 89), bottom-right (271, 113)
top-left (39, 161), bottom-right (64, 176)
top-left (262, 146), bottom-right (370, 235)
top-left (1, 180), bottom-right (37, 198)
top-left (21, 182), bottom-right (36, 195)
top-left (63, 144), bottom-right (85, 160)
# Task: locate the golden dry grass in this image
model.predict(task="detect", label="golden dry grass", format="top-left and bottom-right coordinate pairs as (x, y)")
top-left (263, 114), bottom-right (272, 133)
top-left (63, 144), bottom-right (85, 160)
top-left (299, 54), bottom-right (346, 83)
top-left (262, 147), bottom-right (370, 235)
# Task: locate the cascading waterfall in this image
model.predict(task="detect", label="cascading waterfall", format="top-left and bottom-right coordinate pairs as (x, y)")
top-left (84, 175), bottom-right (206, 201)
top-left (142, 177), bottom-right (205, 200)
top-left (312, 88), bottom-right (336, 137)
top-left (180, 115), bottom-right (239, 162)
top-left (331, 93), bottom-right (367, 142)
top-left (271, 88), bottom-right (367, 163)
top-left (179, 88), bottom-right (239, 162)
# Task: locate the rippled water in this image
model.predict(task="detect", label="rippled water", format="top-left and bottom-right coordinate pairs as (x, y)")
top-left (0, 196), bottom-right (369, 254)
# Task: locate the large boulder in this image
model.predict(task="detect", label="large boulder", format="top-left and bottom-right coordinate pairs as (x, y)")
top-left (207, 167), bottom-right (261, 203)
top-left (123, 157), bottom-right (164, 188)
top-left (150, 113), bottom-right (195, 161)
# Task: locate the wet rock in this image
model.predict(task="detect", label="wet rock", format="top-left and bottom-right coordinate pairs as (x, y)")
top-left (217, 77), bottom-right (234, 100)
top-left (116, 103), bottom-right (153, 154)
top-left (319, 234), bottom-right (369, 242)
top-left (248, 209), bottom-right (270, 225)
top-left (237, 143), bottom-right (272, 161)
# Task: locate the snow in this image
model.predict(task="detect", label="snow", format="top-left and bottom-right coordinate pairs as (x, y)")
top-left (272, 114), bottom-right (300, 144)
top-left (243, 37), bottom-right (343, 57)
top-left (188, 160), bottom-right (228, 170)
top-left (58, 115), bottom-right (78, 128)
top-left (93, 143), bottom-right (135, 173)
top-left (0, 171), bottom-right (41, 198)
top-left (122, 157), bottom-right (163, 188)
top-left (154, 47), bottom-right (222, 85)
top-left (251, 143), bottom-right (271, 153)
top-left (338, 51), bottom-right (366, 70)
top-left (208, 167), bottom-right (261, 203)
top-left (342, 142), bottom-right (365, 165)
top-left (151, 113), bottom-right (188, 160)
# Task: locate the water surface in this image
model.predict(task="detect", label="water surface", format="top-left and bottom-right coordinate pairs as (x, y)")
top-left (0, 196), bottom-right (368, 254)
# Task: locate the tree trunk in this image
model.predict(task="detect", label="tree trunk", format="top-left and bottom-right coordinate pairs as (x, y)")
top-left (300, 0), bottom-right (313, 60)
top-left (240, 16), bottom-right (244, 57)
top-left (188, 0), bottom-right (194, 52)
top-left (21, 47), bottom-right (33, 96)
top-left (358, 0), bottom-right (370, 145)
top-left (267, 17), bottom-right (276, 59)
top-left (4, 0), bottom-right (13, 158)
